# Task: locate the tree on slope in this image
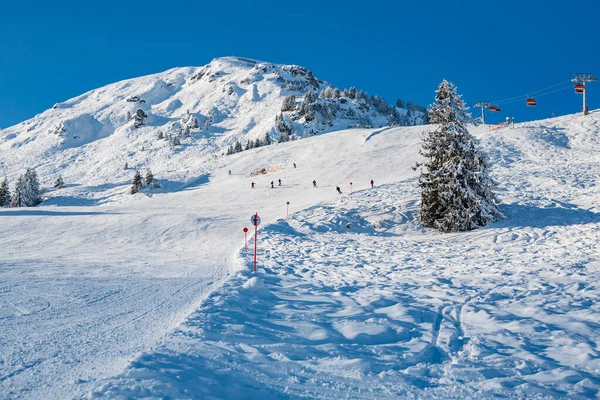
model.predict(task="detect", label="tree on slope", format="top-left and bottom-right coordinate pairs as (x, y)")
top-left (0, 178), bottom-right (10, 207)
top-left (416, 80), bottom-right (503, 232)
top-left (130, 170), bottom-right (144, 194)
top-left (11, 169), bottom-right (42, 207)
top-left (54, 175), bottom-right (65, 189)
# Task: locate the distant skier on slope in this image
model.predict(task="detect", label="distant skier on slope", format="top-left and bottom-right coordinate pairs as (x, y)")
top-left (271, 181), bottom-right (274, 188)
top-left (370, 179), bottom-right (374, 188)
top-left (313, 180), bottom-right (317, 188)
top-left (278, 179), bottom-right (282, 186)
top-left (251, 181), bottom-right (255, 188)
top-left (336, 186), bottom-right (342, 194)
top-left (293, 163), bottom-right (297, 168)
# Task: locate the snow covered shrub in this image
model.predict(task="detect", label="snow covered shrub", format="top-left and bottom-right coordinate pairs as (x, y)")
top-left (134, 109), bottom-right (147, 128)
top-left (416, 80), bottom-right (503, 232)
top-left (54, 176), bottom-right (65, 189)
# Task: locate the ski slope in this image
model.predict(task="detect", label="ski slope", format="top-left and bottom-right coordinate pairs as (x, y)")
top-left (2, 111), bottom-right (600, 399)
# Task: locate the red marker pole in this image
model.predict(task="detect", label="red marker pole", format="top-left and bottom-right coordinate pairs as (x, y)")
top-left (350, 182), bottom-right (353, 195)
top-left (253, 213), bottom-right (258, 272)
top-left (243, 227), bottom-right (248, 249)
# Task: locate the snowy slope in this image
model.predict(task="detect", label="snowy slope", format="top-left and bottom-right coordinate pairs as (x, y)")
top-left (90, 111), bottom-right (600, 399)
top-left (1, 109), bottom-right (600, 399)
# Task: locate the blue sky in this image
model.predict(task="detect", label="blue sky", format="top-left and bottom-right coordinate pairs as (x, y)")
top-left (1, 0), bottom-right (598, 128)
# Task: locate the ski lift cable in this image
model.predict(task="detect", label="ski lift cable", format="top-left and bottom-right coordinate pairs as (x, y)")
top-left (491, 86), bottom-right (572, 106)
top-left (492, 79), bottom-right (572, 105)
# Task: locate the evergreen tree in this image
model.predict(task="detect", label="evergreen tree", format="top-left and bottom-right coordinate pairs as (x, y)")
top-left (281, 95), bottom-right (296, 112)
top-left (134, 109), bottom-right (147, 128)
top-left (22, 168), bottom-right (42, 206)
top-left (145, 169), bottom-right (160, 188)
top-left (278, 131), bottom-right (290, 143)
top-left (0, 178), bottom-right (10, 207)
top-left (263, 132), bottom-right (273, 146)
top-left (416, 80), bottom-right (503, 232)
top-left (54, 175), bottom-right (65, 189)
top-left (11, 176), bottom-right (24, 207)
top-left (234, 140), bottom-right (243, 153)
top-left (348, 87), bottom-right (357, 99)
top-left (254, 138), bottom-right (261, 148)
top-left (130, 170), bottom-right (143, 194)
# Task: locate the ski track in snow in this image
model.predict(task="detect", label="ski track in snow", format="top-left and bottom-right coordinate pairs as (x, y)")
top-left (3, 111), bottom-right (600, 399)
top-left (88, 113), bottom-right (600, 399)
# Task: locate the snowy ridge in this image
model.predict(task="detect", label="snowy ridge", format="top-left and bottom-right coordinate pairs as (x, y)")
top-left (0, 56), bottom-right (424, 196)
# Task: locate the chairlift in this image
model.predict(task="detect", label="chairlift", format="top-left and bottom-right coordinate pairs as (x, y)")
top-left (574, 84), bottom-right (585, 94)
top-left (526, 98), bottom-right (537, 107)
top-left (488, 106), bottom-right (501, 112)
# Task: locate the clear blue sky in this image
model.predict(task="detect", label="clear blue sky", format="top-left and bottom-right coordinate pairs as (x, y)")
top-left (1, 0), bottom-right (598, 128)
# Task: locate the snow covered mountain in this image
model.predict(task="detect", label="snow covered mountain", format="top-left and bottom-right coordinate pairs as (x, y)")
top-left (0, 56), bottom-right (425, 193)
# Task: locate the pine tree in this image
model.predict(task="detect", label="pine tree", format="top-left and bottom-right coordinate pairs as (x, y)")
top-left (263, 132), bottom-right (273, 146)
top-left (145, 169), bottom-right (160, 188)
top-left (11, 176), bottom-right (24, 207)
top-left (278, 131), bottom-right (290, 143)
top-left (134, 109), bottom-right (147, 128)
top-left (416, 80), bottom-right (503, 232)
top-left (234, 140), bottom-right (243, 153)
top-left (0, 178), bottom-right (10, 207)
top-left (130, 170), bottom-right (143, 194)
top-left (254, 138), bottom-right (261, 148)
top-left (22, 168), bottom-right (42, 206)
top-left (281, 95), bottom-right (296, 112)
top-left (54, 175), bottom-right (65, 189)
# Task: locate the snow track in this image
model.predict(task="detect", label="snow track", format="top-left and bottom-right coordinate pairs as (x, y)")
top-left (90, 112), bottom-right (600, 399)
top-left (3, 111), bottom-right (600, 398)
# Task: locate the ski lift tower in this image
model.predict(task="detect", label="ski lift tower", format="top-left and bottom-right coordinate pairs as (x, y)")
top-left (474, 101), bottom-right (491, 124)
top-left (572, 73), bottom-right (597, 116)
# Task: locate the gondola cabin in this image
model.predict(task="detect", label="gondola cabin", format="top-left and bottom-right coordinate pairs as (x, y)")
top-left (526, 98), bottom-right (537, 107)
top-left (574, 84), bottom-right (585, 94)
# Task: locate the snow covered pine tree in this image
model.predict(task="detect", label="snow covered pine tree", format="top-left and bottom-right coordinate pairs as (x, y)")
top-left (130, 170), bottom-right (144, 194)
top-left (12, 168), bottom-right (42, 207)
top-left (416, 80), bottom-right (503, 232)
top-left (0, 177), bottom-right (11, 207)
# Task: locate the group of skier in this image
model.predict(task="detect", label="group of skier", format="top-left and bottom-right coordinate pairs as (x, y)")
top-left (246, 164), bottom-right (374, 194)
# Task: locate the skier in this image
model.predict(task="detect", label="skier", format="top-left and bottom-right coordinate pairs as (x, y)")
top-left (336, 186), bottom-right (342, 194)
top-left (370, 179), bottom-right (374, 188)
top-left (293, 163), bottom-right (297, 168)
top-left (228, 170), bottom-right (232, 175)
top-left (251, 181), bottom-right (255, 188)
top-left (278, 179), bottom-right (282, 186)
top-left (271, 181), bottom-right (274, 188)
top-left (313, 180), bottom-right (317, 188)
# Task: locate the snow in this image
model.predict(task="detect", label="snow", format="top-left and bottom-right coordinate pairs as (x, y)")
top-left (1, 69), bottom-right (600, 399)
